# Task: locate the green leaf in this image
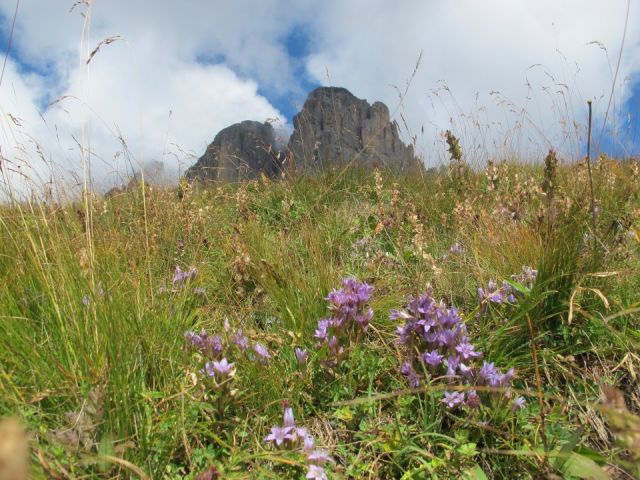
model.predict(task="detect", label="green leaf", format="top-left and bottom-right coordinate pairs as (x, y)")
top-left (457, 442), bottom-right (478, 457)
top-left (561, 452), bottom-right (610, 480)
top-left (333, 406), bottom-right (354, 422)
top-left (463, 464), bottom-right (488, 480)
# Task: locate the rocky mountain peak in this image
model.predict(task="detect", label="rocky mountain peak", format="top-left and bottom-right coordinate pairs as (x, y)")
top-left (287, 86), bottom-right (417, 172)
top-left (186, 87), bottom-right (419, 183)
top-left (186, 120), bottom-right (279, 182)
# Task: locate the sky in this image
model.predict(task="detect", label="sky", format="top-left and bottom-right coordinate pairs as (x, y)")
top-left (0, 0), bottom-right (638, 196)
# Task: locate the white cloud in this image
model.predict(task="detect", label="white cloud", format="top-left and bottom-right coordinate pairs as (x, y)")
top-left (0, 0), bottom-right (639, 197)
top-left (304, 0), bottom-right (640, 165)
top-left (0, 0), bottom-right (298, 196)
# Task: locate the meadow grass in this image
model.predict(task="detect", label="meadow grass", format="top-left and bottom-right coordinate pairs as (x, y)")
top-left (0, 157), bottom-right (639, 479)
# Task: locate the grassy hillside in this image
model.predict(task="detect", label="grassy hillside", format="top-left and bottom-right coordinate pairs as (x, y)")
top-left (0, 156), bottom-right (639, 479)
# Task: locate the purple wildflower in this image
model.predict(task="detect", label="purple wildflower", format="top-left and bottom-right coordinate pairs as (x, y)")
top-left (478, 361), bottom-right (498, 384)
top-left (303, 434), bottom-right (315, 453)
top-left (466, 390), bottom-right (481, 408)
top-left (233, 330), bottom-right (249, 350)
top-left (455, 342), bottom-right (482, 360)
top-left (396, 324), bottom-right (413, 345)
top-left (306, 465), bottom-right (328, 480)
top-left (314, 319), bottom-right (331, 341)
top-left (395, 288), bottom-right (518, 412)
top-left (253, 343), bottom-right (271, 360)
top-left (295, 348), bottom-right (309, 367)
top-left (400, 361), bottom-right (422, 387)
top-left (459, 362), bottom-right (474, 379)
top-left (264, 426), bottom-right (294, 447)
top-left (400, 361), bottom-right (412, 377)
top-left (185, 330), bottom-right (224, 358)
top-left (479, 278), bottom-right (521, 308)
top-left (307, 449), bottom-right (334, 465)
top-left (442, 391), bottom-right (465, 409)
top-left (489, 290), bottom-right (504, 303)
top-left (513, 396), bottom-right (526, 411)
top-left (184, 331), bottom-right (198, 345)
top-left (293, 427), bottom-right (309, 442)
top-left (422, 350), bottom-right (444, 367)
top-left (450, 242), bottom-right (463, 254)
top-left (446, 355), bottom-right (461, 376)
top-left (203, 335), bottom-right (224, 357)
top-left (512, 265), bottom-right (538, 289)
top-left (355, 307), bottom-right (373, 329)
top-left (315, 278), bottom-right (374, 366)
top-left (172, 266), bottom-right (197, 285)
top-left (355, 282), bottom-right (374, 303)
top-left (283, 407), bottom-right (295, 429)
top-left (205, 358), bottom-right (234, 377)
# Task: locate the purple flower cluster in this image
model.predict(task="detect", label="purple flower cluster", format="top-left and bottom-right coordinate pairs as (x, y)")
top-left (394, 289), bottom-right (522, 411)
top-left (184, 326), bottom-right (272, 386)
top-left (264, 404), bottom-right (334, 480)
top-left (173, 265), bottom-right (197, 286)
top-left (395, 289), bottom-right (478, 388)
top-left (185, 330), bottom-right (224, 358)
top-left (449, 242), bottom-right (463, 255)
top-left (314, 278), bottom-right (373, 366)
top-left (511, 265), bottom-right (538, 289)
top-left (205, 358), bottom-right (235, 378)
top-left (478, 280), bottom-right (517, 306)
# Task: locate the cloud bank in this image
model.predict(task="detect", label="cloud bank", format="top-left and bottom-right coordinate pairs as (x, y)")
top-left (0, 0), bottom-right (638, 196)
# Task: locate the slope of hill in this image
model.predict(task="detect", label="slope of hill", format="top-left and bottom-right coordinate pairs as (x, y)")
top-left (0, 156), bottom-right (639, 479)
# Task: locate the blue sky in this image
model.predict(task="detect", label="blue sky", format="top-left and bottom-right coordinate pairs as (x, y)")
top-left (0, 0), bottom-right (638, 192)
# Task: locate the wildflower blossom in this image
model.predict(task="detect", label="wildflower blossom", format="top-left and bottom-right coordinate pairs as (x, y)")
top-left (478, 279), bottom-right (520, 315)
top-left (306, 465), bottom-right (328, 480)
top-left (264, 426), bottom-right (294, 447)
top-left (394, 289), bottom-right (518, 409)
top-left (295, 348), bottom-right (309, 367)
top-left (455, 342), bottom-right (482, 360)
top-left (446, 355), bottom-right (460, 376)
top-left (513, 396), bottom-right (526, 411)
top-left (253, 343), bottom-right (271, 361)
top-left (422, 350), bottom-right (444, 367)
top-left (400, 361), bottom-right (422, 388)
top-left (314, 278), bottom-right (374, 366)
top-left (172, 265), bottom-right (197, 285)
top-left (233, 330), bottom-right (249, 350)
top-left (307, 449), bottom-right (334, 465)
top-left (185, 330), bottom-right (224, 358)
top-left (264, 404), bottom-right (334, 477)
top-left (205, 358), bottom-right (234, 378)
top-left (283, 407), bottom-right (295, 429)
top-left (512, 265), bottom-right (538, 289)
top-left (442, 391), bottom-right (465, 409)
top-left (293, 427), bottom-right (309, 442)
top-left (466, 390), bottom-right (481, 408)
top-left (303, 434), bottom-right (315, 453)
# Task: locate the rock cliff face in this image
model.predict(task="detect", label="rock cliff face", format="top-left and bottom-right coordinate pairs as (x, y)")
top-left (186, 120), bottom-right (279, 182)
top-left (186, 87), bottom-right (418, 183)
top-left (287, 87), bottom-right (417, 172)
